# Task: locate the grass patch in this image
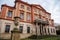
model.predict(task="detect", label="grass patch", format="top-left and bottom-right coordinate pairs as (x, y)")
top-left (21, 35), bottom-right (60, 40)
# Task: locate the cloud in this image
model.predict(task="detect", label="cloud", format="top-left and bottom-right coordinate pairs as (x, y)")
top-left (0, 0), bottom-right (15, 11)
top-left (51, 4), bottom-right (60, 23)
top-left (22, 0), bottom-right (60, 23)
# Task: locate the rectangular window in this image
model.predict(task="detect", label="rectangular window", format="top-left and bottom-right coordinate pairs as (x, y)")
top-left (40, 25), bottom-right (41, 34)
top-left (0, 12), bottom-right (1, 15)
top-left (20, 12), bottom-right (24, 20)
top-left (51, 28), bottom-right (52, 33)
top-left (7, 11), bottom-right (12, 17)
top-left (37, 10), bottom-right (40, 14)
top-left (19, 26), bottom-right (23, 33)
top-left (27, 7), bottom-right (31, 11)
top-left (40, 11), bottom-right (43, 16)
top-left (34, 8), bottom-right (37, 13)
top-left (5, 25), bottom-right (10, 33)
top-left (27, 27), bottom-right (30, 33)
top-left (21, 5), bottom-right (24, 9)
top-left (44, 28), bottom-right (46, 33)
top-left (27, 13), bottom-right (31, 21)
top-left (34, 15), bottom-right (39, 20)
top-left (53, 29), bottom-right (55, 33)
top-left (48, 28), bottom-right (49, 33)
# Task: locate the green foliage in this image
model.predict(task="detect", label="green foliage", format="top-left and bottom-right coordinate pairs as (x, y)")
top-left (21, 35), bottom-right (60, 40)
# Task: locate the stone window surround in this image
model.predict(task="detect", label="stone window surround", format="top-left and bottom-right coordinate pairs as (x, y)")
top-left (20, 11), bottom-right (24, 20)
top-left (7, 10), bottom-right (12, 18)
top-left (27, 6), bottom-right (31, 11)
top-left (5, 25), bottom-right (10, 33)
top-left (26, 13), bottom-right (31, 21)
top-left (20, 4), bottom-right (25, 9)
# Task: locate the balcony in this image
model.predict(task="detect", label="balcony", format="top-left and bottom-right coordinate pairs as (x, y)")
top-left (34, 18), bottom-right (49, 25)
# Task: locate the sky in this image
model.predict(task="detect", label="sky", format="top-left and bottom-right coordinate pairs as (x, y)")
top-left (0, 0), bottom-right (60, 24)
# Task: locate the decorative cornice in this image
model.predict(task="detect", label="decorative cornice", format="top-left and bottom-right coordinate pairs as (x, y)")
top-left (15, 0), bottom-right (51, 15)
top-left (2, 4), bottom-right (15, 10)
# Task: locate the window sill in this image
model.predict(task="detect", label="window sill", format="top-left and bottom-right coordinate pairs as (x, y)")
top-left (7, 16), bottom-right (12, 18)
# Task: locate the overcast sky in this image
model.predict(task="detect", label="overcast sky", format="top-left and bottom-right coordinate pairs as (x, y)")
top-left (0, 0), bottom-right (60, 24)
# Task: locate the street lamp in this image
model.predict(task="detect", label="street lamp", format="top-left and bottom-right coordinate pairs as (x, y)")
top-left (13, 16), bottom-right (20, 30)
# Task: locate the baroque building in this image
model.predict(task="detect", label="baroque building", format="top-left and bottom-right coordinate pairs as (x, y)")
top-left (0, 0), bottom-right (56, 38)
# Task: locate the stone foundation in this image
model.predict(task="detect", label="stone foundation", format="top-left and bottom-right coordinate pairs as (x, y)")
top-left (0, 33), bottom-right (32, 39)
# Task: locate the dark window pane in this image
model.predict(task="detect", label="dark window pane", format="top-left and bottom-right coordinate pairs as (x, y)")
top-left (5, 25), bottom-right (10, 33)
top-left (53, 29), bottom-right (55, 33)
top-left (21, 5), bottom-right (24, 9)
top-left (45, 28), bottom-right (46, 33)
top-left (27, 7), bottom-right (31, 11)
top-left (51, 28), bottom-right (53, 33)
top-left (20, 13), bottom-right (24, 19)
top-left (27, 14), bottom-right (31, 20)
top-left (27, 27), bottom-right (30, 33)
top-left (48, 28), bottom-right (49, 33)
top-left (40, 25), bottom-right (41, 34)
top-left (7, 11), bottom-right (12, 17)
top-left (19, 26), bottom-right (23, 33)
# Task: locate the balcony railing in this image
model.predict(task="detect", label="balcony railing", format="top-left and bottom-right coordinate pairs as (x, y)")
top-left (34, 18), bottom-right (49, 25)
